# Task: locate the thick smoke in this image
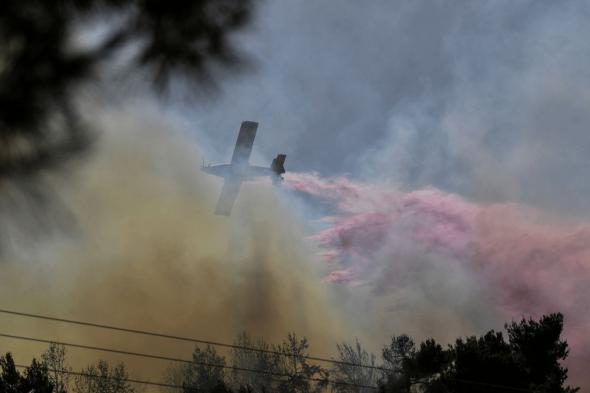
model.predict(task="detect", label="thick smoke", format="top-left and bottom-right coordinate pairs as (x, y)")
top-left (285, 172), bottom-right (590, 385)
top-left (0, 108), bottom-right (347, 381)
top-left (2, 1), bottom-right (590, 387)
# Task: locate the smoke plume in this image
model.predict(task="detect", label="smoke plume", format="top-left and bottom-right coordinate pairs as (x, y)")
top-left (284, 171), bottom-right (590, 385)
top-left (0, 109), bottom-right (347, 382)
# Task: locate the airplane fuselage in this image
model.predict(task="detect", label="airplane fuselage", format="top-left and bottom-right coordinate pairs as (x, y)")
top-left (201, 121), bottom-right (286, 215)
top-left (201, 163), bottom-right (275, 181)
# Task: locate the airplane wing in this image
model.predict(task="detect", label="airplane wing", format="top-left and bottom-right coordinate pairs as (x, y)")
top-left (245, 165), bottom-right (273, 177)
top-left (214, 179), bottom-right (242, 216)
top-left (230, 121), bottom-right (258, 166)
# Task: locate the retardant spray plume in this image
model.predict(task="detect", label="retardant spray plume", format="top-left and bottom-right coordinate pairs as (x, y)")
top-left (284, 171), bottom-right (590, 385)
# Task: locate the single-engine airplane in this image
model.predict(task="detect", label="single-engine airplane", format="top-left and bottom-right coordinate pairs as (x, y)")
top-left (201, 121), bottom-right (286, 216)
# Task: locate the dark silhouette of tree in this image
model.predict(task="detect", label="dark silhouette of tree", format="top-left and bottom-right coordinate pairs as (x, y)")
top-left (22, 359), bottom-right (55, 393)
top-left (448, 330), bottom-right (522, 392)
top-left (380, 337), bottom-right (450, 393)
top-left (230, 332), bottom-right (275, 392)
top-left (446, 313), bottom-right (578, 393)
top-left (331, 339), bottom-right (379, 393)
top-left (382, 334), bottom-right (415, 376)
top-left (186, 344), bottom-right (227, 393)
top-left (271, 333), bottom-right (329, 393)
top-left (0, 352), bottom-right (54, 393)
top-left (73, 360), bottom-right (134, 393)
top-left (408, 339), bottom-right (448, 379)
top-left (169, 344), bottom-right (227, 393)
top-left (505, 314), bottom-right (577, 393)
top-left (41, 343), bottom-right (72, 393)
top-left (169, 333), bottom-right (329, 393)
top-left (379, 313), bottom-right (579, 393)
top-left (0, 0), bottom-right (255, 176)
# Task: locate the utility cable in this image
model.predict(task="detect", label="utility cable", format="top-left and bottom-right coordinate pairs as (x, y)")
top-left (0, 308), bottom-right (388, 372)
top-left (1, 333), bottom-right (378, 390)
top-left (1, 309), bottom-right (536, 392)
top-left (15, 364), bottom-right (184, 390)
top-left (445, 377), bottom-right (531, 392)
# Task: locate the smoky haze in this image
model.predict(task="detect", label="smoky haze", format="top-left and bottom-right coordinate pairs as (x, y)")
top-left (187, 1), bottom-right (590, 217)
top-left (0, 107), bottom-right (349, 383)
top-left (284, 172), bottom-right (590, 385)
top-left (2, 0), bottom-right (590, 389)
top-left (179, 0), bottom-right (590, 386)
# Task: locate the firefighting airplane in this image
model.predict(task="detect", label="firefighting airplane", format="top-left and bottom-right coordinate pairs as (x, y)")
top-left (201, 121), bottom-right (286, 216)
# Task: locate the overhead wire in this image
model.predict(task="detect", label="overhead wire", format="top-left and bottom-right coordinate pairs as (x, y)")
top-left (1, 333), bottom-right (378, 390)
top-left (13, 365), bottom-right (534, 393)
top-left (15, 364), bottom-right (184, 390)
top-left (0, 308), bottom-right (389, 372)
top-left (0, 308), bottom-right (537, 393)
top-left (444, 378), bottom-right (531, 393)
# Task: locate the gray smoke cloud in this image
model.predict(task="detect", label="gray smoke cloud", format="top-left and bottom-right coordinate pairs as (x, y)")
top-left (176, 1), bottom-right (590, 386)
top-left (0, 105), bottom-right (350, 384)
top-left (3, 0), bottom-right (590, 388)
top-left (185, 1), bottom-right (590, 216)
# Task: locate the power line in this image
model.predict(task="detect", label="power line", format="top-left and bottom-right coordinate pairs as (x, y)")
top-left (15, 364), bottom-right (184, 390)
top-left (1, 332), bottom-right (378, 390)
top-left (0, 309), bottom-right (536, 393)
top-left (13, 364), bottom-right (533, 393)
top-left (12, 364), bottom-right (534, 393)
top-left (446, 378), bottom-right (531, 393)
top-left (0, 308), bottom-right (388, 372)
top-left (408, 376), bottom-right (532, 393)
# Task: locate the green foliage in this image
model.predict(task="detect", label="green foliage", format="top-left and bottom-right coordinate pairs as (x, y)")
top-left (380, 337), bottom-right (450, 393)
top-left (169, 332), bottom-right (329, 393)
top-left (271, 333), bottom-right (328, 393)
top-left (382, 335), bottom-right (415, 374)
top-left (0, 352), bottom-right (54, 393)
top-left (0, 315), bottom-right (581, 393)
top-left (181, 345), bottom-right (227, 393)
top-left (331, 339), bottom-right (380, 393)
top-left (0, 0), bottom-right (254, 176)
top-left (449, 330), bottom-right (522, 390)
top-left (380, 335), bottom-right (417, 392)
top-left (73, 360), bottom-right (134, 393)
top-left (41, 343), bottom-right (72, 393)
top-left (230, 332), bottom-right (275, 392)
top-left (21, 359), bottom-right (55, 393)
top-left (505, 314), bottom-right (577, 393)
top-left (379, 313), bottom-right (579, 393)
top-left (0, 353), bottom-right (20, 393)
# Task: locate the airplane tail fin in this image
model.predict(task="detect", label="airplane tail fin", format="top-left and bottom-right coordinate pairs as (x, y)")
top-left (271, 154), bottom-right (286, 182)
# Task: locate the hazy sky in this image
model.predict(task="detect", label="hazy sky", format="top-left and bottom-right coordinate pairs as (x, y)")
top-left (3, 2), bottom-right (590, 388)
top-left (48, 2), bottom-right (590, 386)
top-left (179, 0), bottom-right (590, 218)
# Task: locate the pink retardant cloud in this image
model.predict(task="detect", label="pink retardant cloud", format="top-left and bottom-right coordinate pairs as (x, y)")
top-left (284, 172), bottom-right (590, 383)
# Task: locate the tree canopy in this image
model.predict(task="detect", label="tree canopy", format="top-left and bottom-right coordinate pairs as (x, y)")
top-left (380, 313), bottom-right (579, 393)
top-left (0, 0), bottom-right (255, 176)
top-left (0, 314), bottom-right (580, 393)
top-left (0, 353), bottom-right (54, 393)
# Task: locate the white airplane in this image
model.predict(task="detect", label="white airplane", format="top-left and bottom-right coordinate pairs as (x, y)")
top-left (201, 121), bottom-right (286, 215)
